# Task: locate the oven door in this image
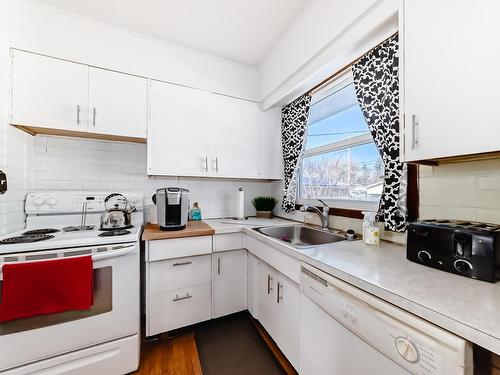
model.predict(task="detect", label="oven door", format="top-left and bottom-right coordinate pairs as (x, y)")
top-left (0, 242), bottom-right (139, 371)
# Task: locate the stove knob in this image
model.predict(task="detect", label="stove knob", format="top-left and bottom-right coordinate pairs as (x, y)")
top-left (395, 337), bottom-right (419, 363)
top-left (46, 197), bottom-right (57, 207)
top-left (33, 197), bottom-right (45, 206)
top-left (417, 250), bottom-right (431, 263)
top-left (454, 259), bottom-right (473, 272)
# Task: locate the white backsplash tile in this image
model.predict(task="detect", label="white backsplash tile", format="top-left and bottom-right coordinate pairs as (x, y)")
top-left (32, 136), bottom-right (275, 220)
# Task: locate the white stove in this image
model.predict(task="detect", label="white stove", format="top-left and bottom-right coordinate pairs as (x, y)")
top-left (0, 191), bottom-right (144, 254)
top-left (0, 191), bottom-right (143, 375)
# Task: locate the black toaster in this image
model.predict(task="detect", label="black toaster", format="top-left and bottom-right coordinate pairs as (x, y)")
top-left (407, 220), bottom-right (500, 282)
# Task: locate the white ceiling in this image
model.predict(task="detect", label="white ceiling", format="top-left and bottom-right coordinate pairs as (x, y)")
top-left (30, 0), bottom-right (313, 67)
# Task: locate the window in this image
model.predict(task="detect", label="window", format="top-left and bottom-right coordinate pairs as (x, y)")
top-left (299, 70), bottom-right (383, 210)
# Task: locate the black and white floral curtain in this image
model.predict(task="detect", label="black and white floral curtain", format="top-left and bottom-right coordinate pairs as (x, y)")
top-left (352, 34), bottom-right (407, 232)
top-left (281, 94), bottom-right (312, 213)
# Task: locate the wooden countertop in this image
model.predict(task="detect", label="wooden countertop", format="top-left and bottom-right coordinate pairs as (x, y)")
top-left (142, 221), bottom-right (215, 241)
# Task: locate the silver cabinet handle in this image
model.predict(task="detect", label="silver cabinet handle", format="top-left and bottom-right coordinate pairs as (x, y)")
top-left (92, 107), bottom-right (97, 127)
top-left (203, 156), bottom-right (208, 172)
top-left (76, 105), bottom-right (81, 125)
top-left (215, 157), bottom-right (219, 173)
top-left (277, 282), bottom-right (283, 303)
top-left (217, 257), bottom-right (221, 275)
top-left (267, 274), bottom-right (273, 294)
top-left (173, 261), bottom-right (192, 267)
top-left (411, 114), bottom-right (419, 150)
top-left (173, 293), bottom-right (192, 302)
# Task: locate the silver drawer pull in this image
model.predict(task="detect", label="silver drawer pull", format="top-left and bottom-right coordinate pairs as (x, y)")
top-left (76, 105), bottom-right (81, 125)
top-left (92, 107), bottom-right (97, 127)
top-left (267, 274), bottom-right (273, 294)
top-left (173, 261), bottom-right (192, 267)
top-left (173, 293), bottom-right (192, 302)
top-left (411, 114), bottom-right (419, 150)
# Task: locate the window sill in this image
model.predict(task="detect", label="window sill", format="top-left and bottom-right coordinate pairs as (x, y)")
top-left (294, 203), bottom-right (366, 220)
top-left (297, 198), bottom-right (377, 212)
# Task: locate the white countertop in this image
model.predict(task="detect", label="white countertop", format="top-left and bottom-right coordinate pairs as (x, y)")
top-left (207, 217), bottom-right (500, 355)
top-left (205, 217), bottom-right (293, 234)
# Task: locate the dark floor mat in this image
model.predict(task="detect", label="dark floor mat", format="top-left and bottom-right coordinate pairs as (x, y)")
top-left (195, 315), bottom-right (285, 375)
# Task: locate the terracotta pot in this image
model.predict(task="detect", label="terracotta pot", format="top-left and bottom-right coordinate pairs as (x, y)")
top-left (256, 210), bottom-right (272, 219)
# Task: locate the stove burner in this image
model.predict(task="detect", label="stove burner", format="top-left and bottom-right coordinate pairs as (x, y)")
top-left (62, 225), bottom-right (95, 232)
top-left (98, 230), bottom-right (131, 237)
top-left (23, 228), bottom-right (60, 235)
top-left (0, 234), bottom-right (55, 245)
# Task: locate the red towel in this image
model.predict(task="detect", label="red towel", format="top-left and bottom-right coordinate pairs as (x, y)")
top-left (0, 256), bottom-right (93, 322)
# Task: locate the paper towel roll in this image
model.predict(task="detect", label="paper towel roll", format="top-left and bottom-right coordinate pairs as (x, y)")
top-left (236, 187), bottom-right (245, 219)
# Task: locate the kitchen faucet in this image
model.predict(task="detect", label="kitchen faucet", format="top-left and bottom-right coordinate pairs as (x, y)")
top-left (300, 199), bottom-right (329, 229)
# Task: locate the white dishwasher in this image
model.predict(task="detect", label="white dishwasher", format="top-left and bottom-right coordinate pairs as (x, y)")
top-left (299, 263), bottom-right (473, 375)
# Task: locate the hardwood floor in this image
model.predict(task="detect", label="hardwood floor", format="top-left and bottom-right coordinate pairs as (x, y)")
top-left (132, 313), bottom-right (296, 375)
top-left (133, 333), bottom-right (202, 375)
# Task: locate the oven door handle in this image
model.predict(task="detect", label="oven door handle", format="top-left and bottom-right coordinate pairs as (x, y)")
top-left (92, 244), bottom-right (137, 262)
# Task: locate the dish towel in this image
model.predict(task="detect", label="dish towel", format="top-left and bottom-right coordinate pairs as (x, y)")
top-left (0, 256), bottom-right (93, 322)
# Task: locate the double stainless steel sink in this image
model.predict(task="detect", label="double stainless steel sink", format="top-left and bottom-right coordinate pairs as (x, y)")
top-left (254, 225), bottom-right (347, 249)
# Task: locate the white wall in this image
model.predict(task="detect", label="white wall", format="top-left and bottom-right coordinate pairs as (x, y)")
top-left (0, 0), bottom-right (33, 235)
top-left (33, 136), bottom-right (274, 220)
top-left (8, 0), bottom-right (260, 101)
top-left (419, 160), bottom-right (500, 224)
top-left (259, 0), bottom-right (398, 109)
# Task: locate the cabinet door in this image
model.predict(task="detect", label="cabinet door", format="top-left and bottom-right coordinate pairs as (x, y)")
top-left (257, 108), bottom-right (282, 179)
top-left (275, 274), bottom-right (300, 369)
top-left (11, 50), bottom-right (88, 131)
top-left (247, 253), bottom-right (260, 318)
top-left (148, 81), bottom-right (212, 176)
top-left (256, 260), bottom-right (278, 339)
top-left (210, 94), bottom-right (259, 178)
top-left (402, 0), bottom-right (500, 161)
top-left (212, 250), bottom-right (247, 318)
top-left (88, 68), bottom-right (148, 138)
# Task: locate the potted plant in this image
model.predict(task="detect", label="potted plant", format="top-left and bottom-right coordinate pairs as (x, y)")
top-left (251, 196), bottom-right (277, 219)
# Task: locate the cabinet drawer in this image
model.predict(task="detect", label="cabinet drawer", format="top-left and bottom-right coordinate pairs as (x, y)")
top-left (148, 236), bottom-right (212, 261)
top-left (149, 254), bottom-right (211, 293)
top-left (213, 233), bottom-right (243, 252)
top-left (148, 283), bottom-right (211, 335)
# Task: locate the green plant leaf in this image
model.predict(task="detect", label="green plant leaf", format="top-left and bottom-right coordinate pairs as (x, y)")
top-left (251, 196), bottom-right (277, 211)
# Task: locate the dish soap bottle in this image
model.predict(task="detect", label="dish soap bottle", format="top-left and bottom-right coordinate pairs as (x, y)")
top-left (191, 202), bottom-right (202, 221)
top-left (361, 211), bottom-right (380, 245)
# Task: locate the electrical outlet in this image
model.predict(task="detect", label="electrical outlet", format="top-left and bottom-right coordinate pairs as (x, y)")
top-left (0, 170), bottom-right (7, 194)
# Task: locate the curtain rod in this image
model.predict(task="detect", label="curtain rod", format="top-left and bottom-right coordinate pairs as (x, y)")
top-left (307, 31), bottom-right (398, 96)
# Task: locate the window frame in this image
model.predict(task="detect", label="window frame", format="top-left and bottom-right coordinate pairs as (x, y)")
top-left (297, 69), bottom-right (381, 212)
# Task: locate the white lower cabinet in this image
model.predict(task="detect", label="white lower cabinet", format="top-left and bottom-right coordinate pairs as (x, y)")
top-left (256, 258), bottom-right (300, 369)
top-left (146, 236), bottom-right (213, 336)
top-left (212, 249), bottom-right (247, 318)
top-left (247, 253), bottom-right (260, 318)
top-left (149, 282), bottom-right (212, 335)
top-left (146, 233), bottom-right (299, 370)
top-left (274, 271), bottom-right (300, 368)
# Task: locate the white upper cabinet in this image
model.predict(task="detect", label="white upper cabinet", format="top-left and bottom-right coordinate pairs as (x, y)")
top-left (88, 68), bottom-right (148, 138)
top-left (148, 80), bottom-right (212, 177)
top-left (210, 94), bottom-right (259, 178)
top-left (11, 50), bottom-right (148, 141)
top-left (401, 0), bottom-right (500, 162)
top-left (148, 80), bottom-right (282, 179)
top-left (257, 108), bottom-right (282, 179)
top-left (11, 50), bottom-right (89, 132)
